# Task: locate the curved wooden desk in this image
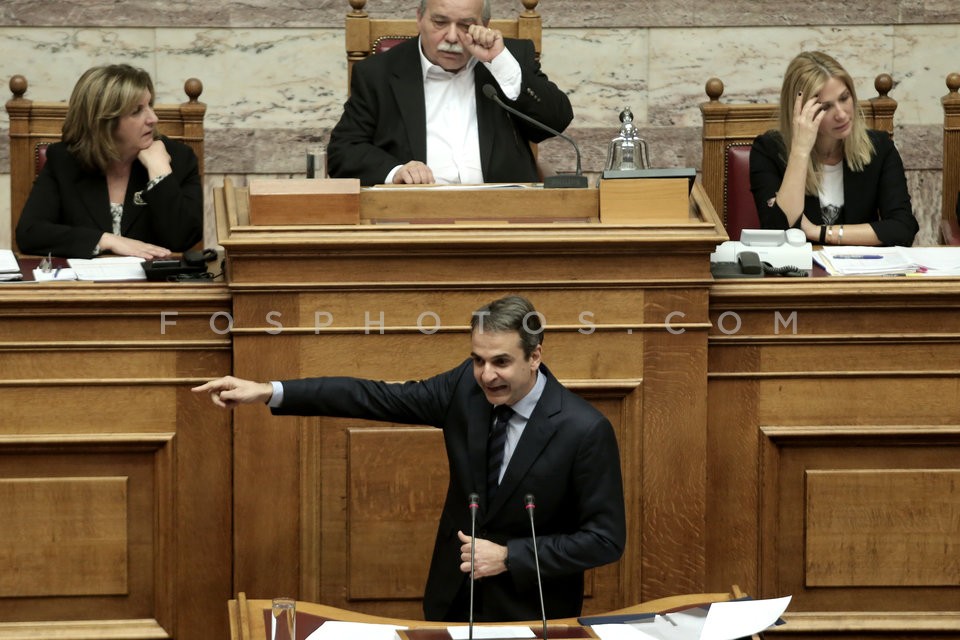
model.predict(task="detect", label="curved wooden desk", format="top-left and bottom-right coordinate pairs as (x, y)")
top-left (229, 588), bottom-right (745, 640)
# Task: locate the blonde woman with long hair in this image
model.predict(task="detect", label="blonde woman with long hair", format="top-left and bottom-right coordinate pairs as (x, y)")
top-left (750, 51), bottom-right (918, 246)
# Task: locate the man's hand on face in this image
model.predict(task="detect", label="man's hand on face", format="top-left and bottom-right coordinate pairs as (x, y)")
top-left (461, 24), bottom-right (504, 64)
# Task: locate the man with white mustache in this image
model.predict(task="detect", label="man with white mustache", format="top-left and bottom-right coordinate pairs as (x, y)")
top-left (327, 0), bottom-right (574, 186)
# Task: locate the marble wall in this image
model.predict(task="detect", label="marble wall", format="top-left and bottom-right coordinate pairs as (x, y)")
top-left (2, 0), bottom-right (958, 248)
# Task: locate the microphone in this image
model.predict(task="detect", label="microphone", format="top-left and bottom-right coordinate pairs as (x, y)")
top-left (468, 492), bottom-right (480, 640)
top-left (481, 84), bottom-right (588, 189)
top-left (524, 493), bottom-right (548, 640)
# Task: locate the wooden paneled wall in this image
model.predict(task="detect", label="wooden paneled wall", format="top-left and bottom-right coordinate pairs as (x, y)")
top-left (0, 284), bottom-right (233, 640)
top-left (707, 279), bottom-right (960, 639)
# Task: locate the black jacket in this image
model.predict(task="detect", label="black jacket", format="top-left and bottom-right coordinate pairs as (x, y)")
top-left (327, 38), bottom-right (574, 185)
top-left (274, 360), bottom-right (626, 622)
top-left (750, 129), bottom-right (918, 246)
top-left (16, 136), bottom-right (202, 257)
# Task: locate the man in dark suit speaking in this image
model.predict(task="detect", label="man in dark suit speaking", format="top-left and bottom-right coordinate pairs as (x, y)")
top-left (193, 295), bottom-right (625, 622)
top-left (326, 0), bottom-right (575, 185)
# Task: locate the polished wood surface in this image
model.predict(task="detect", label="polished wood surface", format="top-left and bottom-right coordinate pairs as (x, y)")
top-left (217, 181), bottom-right (727, 619)
top-left (0, 281), bottom-right (233, 640)
top-left (5, 74), bottom-right (206, 254)
top-left (229, 589), bottom-right (742, 640)
top-left (707, 277), bottom-right (960, 639)
top-left (223, 178), bottom-right (602, 226)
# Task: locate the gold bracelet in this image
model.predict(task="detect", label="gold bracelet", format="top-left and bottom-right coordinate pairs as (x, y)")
top-left (838, 225), bottom-right (844, 245)
top-left (827, 225), bottom-right (834, 244)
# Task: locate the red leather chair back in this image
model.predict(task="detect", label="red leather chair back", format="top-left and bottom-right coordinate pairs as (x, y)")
top-left (373, 35), bottom-right (414, 55)
top-left (724, 143), bottom-right (759, 241)
top-left (35, 142), bottom-right (49, 175)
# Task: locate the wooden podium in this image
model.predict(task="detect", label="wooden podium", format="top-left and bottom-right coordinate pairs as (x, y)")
top-left (215, 181), bottom-right (726, 618)
top-left (228, 588), bottom-right (747, 640)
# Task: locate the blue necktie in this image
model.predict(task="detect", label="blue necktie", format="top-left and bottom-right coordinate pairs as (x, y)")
top-left (487, 405), bottom-right (514, 500)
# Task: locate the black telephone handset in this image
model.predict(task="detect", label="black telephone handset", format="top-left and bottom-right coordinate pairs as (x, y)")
top-left (143, 248), bottom-right (217, 281)
top-left (737, 251), bottom-right (763, 275)
top-left (711, 251), bottom-right (765, 279)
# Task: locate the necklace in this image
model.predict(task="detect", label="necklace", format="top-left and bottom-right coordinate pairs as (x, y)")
top-left (817, 144), bottom-right (843, 164)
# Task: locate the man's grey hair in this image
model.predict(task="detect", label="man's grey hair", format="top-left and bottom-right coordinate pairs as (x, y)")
top-left (471, 295), bottom-right (544, 358)
top-left (418, 0), bottom-right (492, 23)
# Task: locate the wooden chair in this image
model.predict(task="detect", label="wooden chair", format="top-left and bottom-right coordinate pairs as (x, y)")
top-left (345, 0), bottom-right (543, 95)
top-left (941, 72), bottom-right (960, 245)
top-left (5, 74), bottom-right (206, 254)
top-left (699, 74), bottom-right (897, 241)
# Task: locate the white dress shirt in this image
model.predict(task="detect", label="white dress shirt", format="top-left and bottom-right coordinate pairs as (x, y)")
top-left (384, 37), bottom-right (523, 184)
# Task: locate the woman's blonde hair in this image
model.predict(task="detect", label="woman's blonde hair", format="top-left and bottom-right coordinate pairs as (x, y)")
top-left (62, 64), bottom-right (156, 173)
top-left (777, 51), bottom-right (874, 195)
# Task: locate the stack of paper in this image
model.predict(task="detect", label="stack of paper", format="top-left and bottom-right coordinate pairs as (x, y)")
top-left (0, 249), bottom-right (23, 281)
top-left (814, 246), bottom-right (917, 275)
top-left (900, 247), bottom-right (960, 275)
top-left (815, 246), bottom-right (960, 276)
top-left (587, 595), bottom-right (791, 640)
top-left (67, 256), bottom-right (146, 281)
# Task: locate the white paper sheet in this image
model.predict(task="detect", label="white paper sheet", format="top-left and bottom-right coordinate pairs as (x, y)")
top-left (304, 620), bottom-right (406, 640)
top-left (447, 625), bottom-right (536, 639)
top-left (700, 596), bottom-right (791, 640)
top-left (33, 268), bottom-right (78, 281)
top-left (67, 256), bottom-right (146, 281)
top-left (591, 596), bottom-right (790, 640)
top-left (0, 249), bottom-right (21, 273)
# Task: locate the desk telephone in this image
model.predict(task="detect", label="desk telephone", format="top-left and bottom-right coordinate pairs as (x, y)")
top-left (143, 248), bottom-right (217, 281)
top-left (710, 228), bottom-right (812, 278)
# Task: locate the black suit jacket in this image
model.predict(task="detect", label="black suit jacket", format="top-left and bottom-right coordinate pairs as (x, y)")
top-left (327, 38), bottom-right (575, 185)
top-left (274, 359), bottom-right (626, 622)
top-left (750, 129), bottom-right (918, 246)
top-left (16, 137), bottom-right (203, 257)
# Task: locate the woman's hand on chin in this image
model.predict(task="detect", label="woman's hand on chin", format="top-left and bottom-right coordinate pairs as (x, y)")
top-left (137, 139), bottom-right (173, 178)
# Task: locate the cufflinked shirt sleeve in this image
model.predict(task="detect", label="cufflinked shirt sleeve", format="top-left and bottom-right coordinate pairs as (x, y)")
top-left (485, 46), bottom-right (522, 100)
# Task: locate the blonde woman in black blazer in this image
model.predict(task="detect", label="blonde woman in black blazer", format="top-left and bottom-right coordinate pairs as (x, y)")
top-left (750, 51), bottom-right (918, 247)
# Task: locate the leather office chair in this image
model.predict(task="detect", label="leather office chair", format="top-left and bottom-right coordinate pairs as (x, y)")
top-left (699, 74), bottom-right (897, 241)
top-left (345, 0), bottom-right (543, 95)
top-left (6, 74), bottom-right (206, 254)
top-left (940, 72), bottom-right (960, 245)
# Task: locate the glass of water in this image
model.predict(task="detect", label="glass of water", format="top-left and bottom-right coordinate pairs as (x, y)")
top-left (271, 596), bottom-right (296, 640)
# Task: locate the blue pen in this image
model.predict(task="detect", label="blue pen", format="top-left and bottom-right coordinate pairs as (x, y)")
top-left (53, 268), bottom-right (61, 279)
top-left (832, 254), bottom-right (884, 259)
